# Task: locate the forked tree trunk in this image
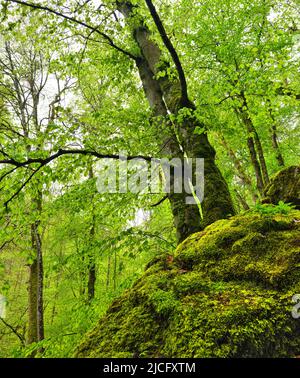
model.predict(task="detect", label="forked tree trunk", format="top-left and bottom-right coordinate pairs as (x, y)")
top-left (119, 2), bottom-right (235, 243)
top-left (238, 92), bottom-right (270, 187)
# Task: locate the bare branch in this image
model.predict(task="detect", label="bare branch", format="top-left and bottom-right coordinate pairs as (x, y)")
top-left (4, 164), bottom-right (44, 208)
top-left (0, 148), bottom-right (155, 168)
top-left (0, 239), bottom-right (13, 251)
top-left (151, 195), bottom-right (168, 207)
top-left (0, 317), bottom-right (25, 346)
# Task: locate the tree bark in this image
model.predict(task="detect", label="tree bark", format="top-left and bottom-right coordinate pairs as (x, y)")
top-left (35, 223), bottom-right (44, 342)
top-left (271, 124), bottom-right (285, 167)
top-left (87, 263), bottom-right (96, 301)
top-left (234, 189), bottom-right (250, 211)
top-left (106, 255), bottom-right (111, 290)
top-left (234, 105), bottom-right (265, 195)
top-left (27, 255), bottom-right (38, 345)
top-left (3, 42), bottom-right (48, 349)
top-left (113, 251), bottom-right (117, 291)
top-left (239, 92), bottom-right (269, 186)
top-left (27, 194), bottom-right (44, 347)
top-left (267, 99), bottom-right (285, 167)
top-left (87, 169), bottom-right (96, 302)
top-left (118, 1), bottom-right (235, 243)
top-left (246, 135), bottom-right (265, 196)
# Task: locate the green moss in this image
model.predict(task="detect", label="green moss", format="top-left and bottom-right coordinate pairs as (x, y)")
top-left (75, 210), bottom-right (300, 358)
top-left (262, 165), bottom-right (300, 209)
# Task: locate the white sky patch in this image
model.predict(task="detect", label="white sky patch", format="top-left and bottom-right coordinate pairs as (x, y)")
top-left (0, 295), bottom-right (6, 319)
top-left (127, 208), bottom-right (151, 228)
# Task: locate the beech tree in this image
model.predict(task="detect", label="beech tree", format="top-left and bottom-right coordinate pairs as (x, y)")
top-left (1, 0), bottom-right (237, 243)
top-left (0, 0), bottom-right (298, 357)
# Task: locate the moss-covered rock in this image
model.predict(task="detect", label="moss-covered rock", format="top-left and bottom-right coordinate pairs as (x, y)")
top-left (75, 210), bottom-right (300, 358)
top-left (262, 166), bottom-right (300, 209)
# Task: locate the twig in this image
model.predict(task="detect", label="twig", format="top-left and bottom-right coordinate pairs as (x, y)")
top-left (151, 195), bottom-right (168, 207)
top-left (0, 317), bottom-right (25, 346)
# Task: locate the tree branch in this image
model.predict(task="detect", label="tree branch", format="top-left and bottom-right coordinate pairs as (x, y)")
top-left (144, 0), bottom-right (190, 106)
top-left (151, 195), bottom-right (168, 207)
top-left (0, 239), bottom-right (13, 251)
top-left (200, 94), bottom-right (233, 107)
top-left (0, 317), bottom-right (25, 346)
top-left (275, 87), bottom-right (300, 100)
top-left (4, 164), bottom-right (44, 208)
top-left (0, 148), bottom-right (155, 168)
top-left (5, 0), bottom-right (138, 61)
top-left (0, 149), bottom-right (158, 207)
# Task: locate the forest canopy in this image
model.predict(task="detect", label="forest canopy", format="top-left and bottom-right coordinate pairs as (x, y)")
top-left (0, 0), bottom-right (299, 358)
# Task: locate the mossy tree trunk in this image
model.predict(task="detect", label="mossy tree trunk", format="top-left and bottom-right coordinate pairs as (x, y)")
top-left (118, 1), bottom-right (234, 243)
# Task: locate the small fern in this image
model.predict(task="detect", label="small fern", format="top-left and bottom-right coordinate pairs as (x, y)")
top-left (252, 201), bottom-right (295, 216)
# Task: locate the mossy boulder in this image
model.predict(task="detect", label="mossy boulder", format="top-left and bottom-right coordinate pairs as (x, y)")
top-left (75, 210), bottom-right (300, 358)
top-left (262, 166), bottom-right (300, 209)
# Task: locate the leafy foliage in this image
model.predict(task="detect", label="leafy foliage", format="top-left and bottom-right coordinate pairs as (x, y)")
top-left (0, 0), bottom-right (298, 357)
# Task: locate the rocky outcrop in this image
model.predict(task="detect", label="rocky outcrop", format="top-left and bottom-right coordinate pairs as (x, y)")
top-left (263, 165), bottom-right (300, 209)
top-left (75, 207), bottom-right (300, 358)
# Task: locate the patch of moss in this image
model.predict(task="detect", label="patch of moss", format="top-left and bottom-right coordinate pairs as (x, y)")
top-left (262, 165), bottom-right (300, 209)
top-left (75, 210), bottom-right (300, 358)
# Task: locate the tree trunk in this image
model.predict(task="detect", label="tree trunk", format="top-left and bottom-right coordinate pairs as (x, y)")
top-left (271, 124), bottom-right (285, 167)
top-left (267, 99), bottom-right (285, 167)
top-left (87, 167), bottom-right (96, 302)
top-left (27, 256), bottom-right (38, 345)
top-left (234, 105), bottom-right (265, 195)
top-left (106, 255), bottom-right (111, 290)
top-left (219, 134), bottom-right (258, 203)
top-left (27, 194), bottom-right (44, 348)
top-left (34, 224), bottom-right (44, 342)
top-left (87, 260), bottom-right (96, 301)
top-left (234, 189), bottom-right (250, 211)
top-left (239, 92), bottom-right (269, 186)
top-left (119, 2), bottom-right (235, 243)
top-left (113, 251), bottom-right (117, 292)
top-left (253, 130), bottom-right (269, 185)
top-left (246, 135), bottom-right (265, 196)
